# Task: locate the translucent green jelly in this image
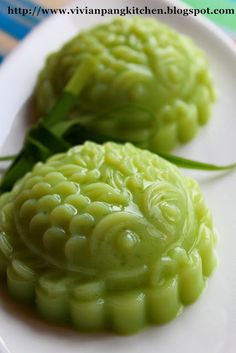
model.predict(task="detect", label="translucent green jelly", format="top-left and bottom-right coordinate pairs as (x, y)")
top-left (0, 142), bottom-right (217, 334)
top-left (36, 17), bottom-right (216, 152)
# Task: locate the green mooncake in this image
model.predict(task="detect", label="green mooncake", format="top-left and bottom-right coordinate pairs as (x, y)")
top-left (36, 17), bottom-right (216, 152)
top-left (0, 142), bottom-right (217, 334)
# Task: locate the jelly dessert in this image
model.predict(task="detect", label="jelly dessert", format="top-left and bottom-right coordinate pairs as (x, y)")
top-left (36, 17), bottom-right (216, 152)
top-left (0, 142), bottom-right (217, 334)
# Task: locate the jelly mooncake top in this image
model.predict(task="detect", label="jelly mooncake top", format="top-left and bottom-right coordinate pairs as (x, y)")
top-left (36, 17), bottom-right (216, 152)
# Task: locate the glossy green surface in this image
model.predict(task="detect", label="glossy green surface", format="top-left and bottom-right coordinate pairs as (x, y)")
top-left (0, 142), bottom-right (217, 334)
top-left (36, 17), bottom-right (216, 152)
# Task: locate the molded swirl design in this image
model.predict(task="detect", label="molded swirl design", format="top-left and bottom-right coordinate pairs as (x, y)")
top-left (36, 17), bottom-right (216, 152)
top-left (0, 142), bottom-right (217, 334)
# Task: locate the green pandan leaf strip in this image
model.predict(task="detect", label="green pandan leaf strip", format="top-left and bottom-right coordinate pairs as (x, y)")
top-left (159, 152), bottom-right (236, 171)
top-left (0, 126), bottom-right (70, 192)
top-left (0, 152), bottom-right (36, 191)
top-left (44, 57), bottom-right (97, 128)
top-left (0, 59), bottom-right (97, 193)
top-left (0, 134), bottom-right (54, 191)
top-left (51, 120), bottom-right (78, 137)
top-left (0, 155), bottom-right (15, 161)
top-left (29, 122), bottom-right (71, 152)
top-left (63, 122), bottom-right (123, 145)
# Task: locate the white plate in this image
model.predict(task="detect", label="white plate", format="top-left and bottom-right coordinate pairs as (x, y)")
top-left (0, 1), bottom-right (236, 352)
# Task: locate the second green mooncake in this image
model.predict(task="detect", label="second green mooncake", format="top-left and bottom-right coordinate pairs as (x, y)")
top-left (36, 17), bottom-right (216, 152)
